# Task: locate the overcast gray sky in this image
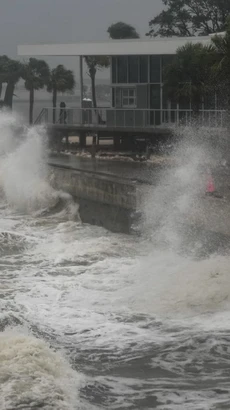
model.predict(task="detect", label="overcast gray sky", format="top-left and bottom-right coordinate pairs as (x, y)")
top-left (0, 0), bottom-right (163, 80)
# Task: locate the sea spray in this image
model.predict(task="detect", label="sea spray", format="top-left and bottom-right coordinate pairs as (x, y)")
top-left (141, 126), bottom-right (225, 251)
top-left (119, 125), bottom-right (230, 316)
top-left (0, 110), bottom-right (23, 156)
top-left (0, 111), bottom-right (79, 217)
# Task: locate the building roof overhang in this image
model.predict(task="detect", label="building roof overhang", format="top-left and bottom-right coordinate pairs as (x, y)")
top-left (18, 36), bottom-right (214, 57)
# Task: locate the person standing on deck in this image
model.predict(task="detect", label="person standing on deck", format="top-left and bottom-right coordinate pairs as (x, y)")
top-left (59, 101), bottom-right (67, 124)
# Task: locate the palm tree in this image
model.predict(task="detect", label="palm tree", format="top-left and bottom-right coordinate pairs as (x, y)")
top-left (84, 56), bottom-right (110, 109)
top-left (22, 58), bottom-right (50, 124)
top-left (164, 43), bottom-right (218, 113)
top-left (47, 64), bottom-right (75, 124)
top-left (107, 22), bottom-right (140, 39)
top-left (211, 18), bottom-right (230, 108)
top-left (0, 56), bottom-right (22, 109)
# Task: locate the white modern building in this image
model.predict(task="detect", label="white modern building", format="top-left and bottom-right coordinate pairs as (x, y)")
top-left (18, 35), bottom-right (226, 130)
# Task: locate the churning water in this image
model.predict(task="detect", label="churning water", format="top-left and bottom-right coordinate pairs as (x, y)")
top-left (1, 111), bottom-right (230, 409)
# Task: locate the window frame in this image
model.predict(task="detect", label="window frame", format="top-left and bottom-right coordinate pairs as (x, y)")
top-left (121, 87), bottom-right (136, 108)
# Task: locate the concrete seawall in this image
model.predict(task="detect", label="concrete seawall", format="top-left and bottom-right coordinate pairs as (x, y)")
top-left (49, 163), bottom-right (137, 233)
top-left (48, 159), bottom-right (230, 252)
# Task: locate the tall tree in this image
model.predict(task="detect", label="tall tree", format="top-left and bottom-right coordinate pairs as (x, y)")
top-left (164, 42), bottom-right (218, 112)
top-left (84, 56), bottom-right (110, 108)
top-left (108, 22), bottom-right (140, 39)
top-left (0, 56), bottom-right (22, 109)
top-left (47, 64), bottom-right (75, 124)
top-left (146, 0), bottom-right (230, 37)
top-left (211, 18), bottom-right (230, 107)
top-left (84, 23), bottom-right (138, 111)
top-left (22, 58), bottom-right (50, 124)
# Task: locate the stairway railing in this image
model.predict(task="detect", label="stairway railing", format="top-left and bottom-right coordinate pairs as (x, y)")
top-left (34, 108), bottom-right (48, 125)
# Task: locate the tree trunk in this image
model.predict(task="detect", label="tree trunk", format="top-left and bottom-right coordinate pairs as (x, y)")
top-left (90, 72), bottom-right (103, 124)
top-left (4, 82), bottom-right (15, 109)
top-left (90, 73), bottom-right (97, 108)
top-left (0, 82), bottom-right (2, 99)
top-left (29, 87), bottom-right (34, 125)
top-left (52, 88), bottom-right (57, 124)
top-left (226, 85), bottom-right (230, 129)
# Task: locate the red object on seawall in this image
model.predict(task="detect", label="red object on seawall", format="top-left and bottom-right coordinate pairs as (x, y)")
top-left (206, 175), bottom-right (215, 194)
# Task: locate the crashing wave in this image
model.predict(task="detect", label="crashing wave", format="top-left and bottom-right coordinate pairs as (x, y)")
top-left (0, 330), bottom-right (80, 410)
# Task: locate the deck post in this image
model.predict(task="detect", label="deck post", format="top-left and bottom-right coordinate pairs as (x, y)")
top-left (113, 135), bottom-right (121, 150)
top-left (79, 131), bottom-right (86, 148)
top-left (91, 134), bottom-right (97, 158)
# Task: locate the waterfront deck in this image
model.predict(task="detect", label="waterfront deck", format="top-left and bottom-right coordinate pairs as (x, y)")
top-left (36, 107), bottom-right (227, 136)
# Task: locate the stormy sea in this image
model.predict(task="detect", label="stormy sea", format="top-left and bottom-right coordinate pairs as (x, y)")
top-left (1, 111), bottom-right (230, 410)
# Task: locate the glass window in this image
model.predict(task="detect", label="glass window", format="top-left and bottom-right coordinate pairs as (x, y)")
top-left (112, 57), bottom-right (117, 84)
top-left (112, 88), bottom-right (115, 107)
top-left (122, 88), bottom-right (136, 107)
top-left (150, 84), bottom-right (161, 109)
top-left (117, 56), bottom-right (128, 83)
top-left (129, 89), bottom-right (135, 97)
top-left (128, 56), bottom-right (139, 83)
top-left (140, 56), bottom-right (148, 83)
top-left (115, 88), bottom-right (122, 107)
top-left (150, 56), bottom-right (161, 83)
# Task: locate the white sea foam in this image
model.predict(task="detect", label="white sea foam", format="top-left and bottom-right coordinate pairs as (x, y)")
top-left (121, 250), bottom-right (230, 319)
top-left (0, 330), bottom-right (80, 410)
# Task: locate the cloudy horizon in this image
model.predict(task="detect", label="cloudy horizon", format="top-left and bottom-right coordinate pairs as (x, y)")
top-left (0, 0), bottom-right (163, 79)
